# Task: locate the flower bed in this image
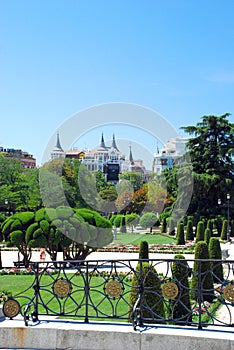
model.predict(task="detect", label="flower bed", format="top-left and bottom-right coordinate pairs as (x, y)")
top-left (98, 241), bottom-right (195, 254)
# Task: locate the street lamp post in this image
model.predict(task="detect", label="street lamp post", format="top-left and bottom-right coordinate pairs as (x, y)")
top-left (5, 199), bottom-right (8, 216)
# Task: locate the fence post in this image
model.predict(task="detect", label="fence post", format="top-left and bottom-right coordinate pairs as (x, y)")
top-left (197, 260), bottom-right (203, 330)
top-left (85, 261), bottom-right (89, 323)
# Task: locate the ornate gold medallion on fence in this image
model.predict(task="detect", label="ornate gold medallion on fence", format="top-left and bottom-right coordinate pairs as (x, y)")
top-left (53, 278), bottom-right (71, 298)
top-left (105, 280), bottom-right (123, 298)
top-left (3, 298), bottom-right (20, 318)
top-left (162, 282), bottom-right (179, 300)
top-left (223, 284), bottom-right (234, 302)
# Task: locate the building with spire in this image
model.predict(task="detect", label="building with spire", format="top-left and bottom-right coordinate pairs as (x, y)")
top-left (50, 132), bottom-right (148, 182)
top-left (51, 132), bottom-right (66, 160)
top-left (81, 133), bottom-right (123, 183)
top-left (122, 145), bottom-right (147, 179)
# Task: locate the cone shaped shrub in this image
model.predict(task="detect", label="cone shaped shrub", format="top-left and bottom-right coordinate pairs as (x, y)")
top-left (161, 217), bottom-right (167, 233)
top-left (120, 215), bottom-right (126, 233)
top-left (204, 228), bottom-right (211, 246)
top-left (129, 262), bottom-right (164, 324)
top-left (186, 220), bottom-right (194, 241)
top-left (195, 221), bottom-right (205, 243)
top-left (215, 216), bottom-right (222, 237)
top-left (221, 220), bottom-right (228, 241)
top-left (208, 237), bottom-right (224, 283)
top-left (139, 241), bottom-right (149, 260)
top-left (191, 241), bottom-right (214, 303)
top-left (176, 222), bottom-right (185, 245)
top-left (172, 254), bottom-right (192, 322)
top-left (168, 218), bottom-right (176, 236)
top-left (206, 219), bottom-right (213, 236)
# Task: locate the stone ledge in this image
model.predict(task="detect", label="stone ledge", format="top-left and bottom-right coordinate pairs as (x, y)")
top-left (0, 318), bottom-right (233, 350)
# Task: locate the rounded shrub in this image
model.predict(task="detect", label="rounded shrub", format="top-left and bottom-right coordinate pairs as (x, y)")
top-left (113, 214), bottom-right (124, 228)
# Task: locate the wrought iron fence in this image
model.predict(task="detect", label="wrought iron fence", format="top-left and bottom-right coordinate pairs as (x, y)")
top-left (1, 258), bottom-right (234, 330)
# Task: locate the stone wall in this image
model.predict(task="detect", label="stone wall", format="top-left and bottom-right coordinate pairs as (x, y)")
top-left (0, 319), bottom-right (233, 350)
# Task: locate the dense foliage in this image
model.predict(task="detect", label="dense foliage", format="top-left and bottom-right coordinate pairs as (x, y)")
top-left (129, 262), bottom-right (165, 323)
top-left (171, 254), bottom-right (192, 321)
top-left (191, 241), bottom-right (214, 303)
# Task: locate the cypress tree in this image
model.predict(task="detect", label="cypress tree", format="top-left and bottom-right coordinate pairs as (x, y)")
top-left (186, 220), bottom-right (194, 241)
top-left (161, 217), bottom-right (167, 233)
top-left (176, 222), bottom-right (185, 245)
top-left (120, 215), bottom-right (127, 233)
top-left (129, 262), bottom-right (164, 324)
top-left (191, 241), bottom-right (214, 303)
top-left (139, 241), bottom-right (149, 260)
top-left (171, 254), bottom-right (192, 323)
top-left (215, 216), bottom-right (222, 237)
top-left (208, 237), bottom-right (224, 283)
top-left (168, 218), bottom-right (176, 236)
top-left (204, 228), bottom-right (211, 246)
top-left (206, 219), bottom-right (213, 236)
top-left (195, 221), bottom-right (205, 243)
top-left (221, 219), bottom-right (228, 241)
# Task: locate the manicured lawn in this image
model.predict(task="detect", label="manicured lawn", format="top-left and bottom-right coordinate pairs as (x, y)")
top-left (0, 272), bottom-right (132, 321)
top-left (113, 233), bottom-right (176, 246)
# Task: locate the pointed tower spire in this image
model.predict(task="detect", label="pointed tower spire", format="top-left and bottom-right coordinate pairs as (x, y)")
top-left (56, 131), bottom-right (63, 151)
top-left (129, 145), bottom-right (134, 165)
top-left (100, 133), bottom-right (106, 148)
top-left (111, 134), bottom-right (119, 151)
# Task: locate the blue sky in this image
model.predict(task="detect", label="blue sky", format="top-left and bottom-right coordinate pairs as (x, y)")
top-left (0, 0), bottom-right (234, 166)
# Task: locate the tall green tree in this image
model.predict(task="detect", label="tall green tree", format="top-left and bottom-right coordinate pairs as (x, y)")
top-left (181, 114), bottom-right (234, 217)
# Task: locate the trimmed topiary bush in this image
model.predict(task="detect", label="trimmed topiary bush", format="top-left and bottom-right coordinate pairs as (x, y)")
top-left (120, 215), bottom-right (127, 233)
top-left (208, 237), bottom-right (224, 283)
top-left (206, 219), bottom-right (213, 236)
top-left (129, 262), bottom-right (164, 324)
top-left (139, 241), bottom-right (149, 260)
top-left (214, 216), bottom-right (222, 237)
top-left (139, 212), bottom-right (158, 233)
top-left (161, 217), bottom-right (167, 233)
top-left (221, 219), bottom-right (228, 241)
top-left (171, 254), bottom-right (192, 322)
top-left (168, 218), bottom-right (176, 236)
top-left (191, 241), bottom-right (214, 303)
top-left (186, 220), bottom-right (194, 241)
top-left (113, 214), bottom-right (124, 228)
top-left (204, 228), bottom-right (211, 246)
top-left (176, 222), bottom-right (185, 245)
top-left (195, 221), bottom-right (205, 243)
